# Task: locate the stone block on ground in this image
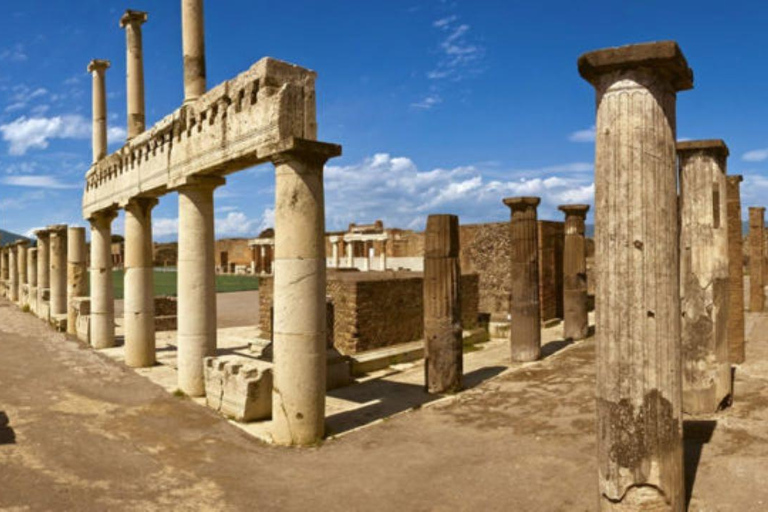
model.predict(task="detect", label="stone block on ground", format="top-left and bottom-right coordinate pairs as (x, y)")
top-left (204, 357), bottom-right (273, 422)
top-left (70, 297), bottom-right (91, 344)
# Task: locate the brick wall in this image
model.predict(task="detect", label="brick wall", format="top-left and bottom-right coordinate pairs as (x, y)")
top-left (214, 238), bottom-right (253, 269)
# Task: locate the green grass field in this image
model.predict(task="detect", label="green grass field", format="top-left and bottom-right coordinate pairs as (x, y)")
top-left (111, 269), bottom-right (258, 300)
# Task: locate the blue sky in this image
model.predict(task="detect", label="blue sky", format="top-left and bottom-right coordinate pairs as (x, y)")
top-left (1, 0), bottom-right (768, 240)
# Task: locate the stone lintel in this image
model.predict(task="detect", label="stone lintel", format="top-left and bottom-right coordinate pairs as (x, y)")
top-left (87, 59), bottom-right (111, 73)
top-left (677, 139), bottom-right (729, 160)
top-left (578, 40), bottom-right (693, 91)
top-left (503, 196), bottom-right (541, 211)
top-left (558, 204), bottom-right (590, 217)
top-left (727, 174), bottom-right (744, 184)
top-left (120, 9), bottom-right (148, 28)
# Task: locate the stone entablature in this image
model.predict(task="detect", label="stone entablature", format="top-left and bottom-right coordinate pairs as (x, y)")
top-left (82, 57), bottom-right (318, 218)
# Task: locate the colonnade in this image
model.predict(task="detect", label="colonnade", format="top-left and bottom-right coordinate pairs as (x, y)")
top-left (329, 233), bottom-right (389, 271)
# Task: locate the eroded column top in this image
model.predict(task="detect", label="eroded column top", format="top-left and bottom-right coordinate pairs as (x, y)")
top-left (33, 228), bottom-right (51, 238)
top-left (749, 206), bottom-right (766, 214)
top-left (87, 59), bottom-right (111, 74)
top-left (47, 224), bottom-right (68, 235)
top-left (558, 204), bottom-right (590, 218)
top-left (578, 40), bottom-right (693, 91)
top-left (120, 9), bottom-right (148, 28)
top-left (677, 139), bottom-right (729, 165)
top-left (13, 240), bottom-right (29, 248)
top-left (727, 175), bottom-right (744, 184)
top-left (503, 196), bottom-right (541, 211)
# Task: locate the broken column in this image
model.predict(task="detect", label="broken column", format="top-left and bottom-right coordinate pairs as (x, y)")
top-left (181, 0), bottom-right (207, 102)
top-left (176, 176), bottom-right (224, 396)
top-left (90, 210), bottom-right (118, 349)
top-left (35, 228), bottom-right (50, 318)
top-left (49, 225), bottom-right (68, 318)
top-left (748, 207), bottom-right (765, 312)
top-left (124, 198), bottom-right (157, 367)
top-left (579, 41), bottom-right (692, 510)
top-left (503, 196), bottom-right (541, 362)
top-left (424, 214), bottom-right (463, 393)
top-left (67, 227), bottom-right (88, 336)
top-left (8, 243), bottom-right (18, 303)
top-left (119, 10), bottom-right (148, 139)
top-left (559, 204), bottom-right (590, 341)
top-left (678, 140), bottom-right (732, 414)
top-left (726, 175), bottom-right (746, 363)
top-left (270, 141), bottom-right (340, 446)
top-left (87, 59), bottom-right (110, 162)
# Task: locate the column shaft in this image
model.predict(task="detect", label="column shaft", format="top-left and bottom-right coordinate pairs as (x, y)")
top-left (748, 207), bottom-right (765, 312)
top-left (90, 211), bottom-right (117, 349)
top-left (36, 230), bottom-right (50, 318)
top-left (560, 205), bottom-right (590, 340)
top-left (120, 11), bottom-right (148, 139)
top-left (9, 245), bottom-right (18, 302)
top-left (424, 214), bottom-right (463, 393)
top-left (67, 227), bottom-right (88, 335)
top-left (88, 60), bottom-right (110, 162)
top-left (181, 0), bottom-right (207, 102)
top-left (49, 227), bottom-right (68, 317)
top-left (726, 176), bottom-right (746, 363)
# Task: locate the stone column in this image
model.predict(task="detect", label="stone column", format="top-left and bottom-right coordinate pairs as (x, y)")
top-left (362, 243), bottom-right (371, 271)
top-left (181, 0), bottom-right (207, 103)
top-left (88, 59), bottom-right (111, 163)
top-left (678, 140), bottom-right (731, 414)
top-left (18, 241), bottom-right (28, 297)
top-left (331, 239), bottom-right (340, 268)
top-left (28, 248), bottom-right (37, 288)
top-left (35, 229), bottom-right (51, 316)
top-left (503, 196), bottom-right (541, 362)
top-left (8, 244), bottom-right (18, 303)
top-left (124, 197), bottom-right (158, 367)
top-left (90, 210), bottom-right (118, 349)
top-left (380, 239), bottom-right (387, 271)
top-left (259, 246), bottom-right (266, 273)
top-left (120, 10), bottom-right (148, 140)
top-left (559, 204), bottom-right (590, 341)
top-left (49, 225), bottom-right (68, 317)
top-left (67, 227), bottom-right (88, 336)
top-left (424, 214), bottom-right (463, 394)
top-left (726, 175), bottom-right (746, 363)
top-left (748, 207), bottom-right (765, 312)
top-left (346, 241), bottom-right (353, 267)
top-left (176, 176), bottom-right (224, 396)
top-left (270, 142), bottom-right (340, 446)
top-left (579, 41), bottom-right (692, 510)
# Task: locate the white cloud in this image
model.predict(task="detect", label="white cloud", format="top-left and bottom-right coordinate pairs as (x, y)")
top-left (743, 148), bottom-right (768, 162)
top-left (427, 16), bottom-right (485, 82)
top-left (107, 126), bottom-right (127, 145)
top-left (0, 114), bottom-right (126, 155)
top-left (568, 125), bottom-right (596, 143)
top-left (152, 218), bottom-right (179, 238)
top-left (0, 175), bottom-right (79, 189)
top-left (0, 44), bottom-right (27, 62)
top-left (411, 94), bottom-right (443, 110)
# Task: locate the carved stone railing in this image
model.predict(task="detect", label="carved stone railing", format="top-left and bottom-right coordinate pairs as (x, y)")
top-left (82, 57), bottom-right (318, 217)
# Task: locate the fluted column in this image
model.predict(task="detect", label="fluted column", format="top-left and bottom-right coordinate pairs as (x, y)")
top-left (270, 142), bottom-right (340, 446)
top-left (88, 59), bottom-right (111, 162)
top-left (424, 214), bottom-right (463, 393)
top-left (559, 204), bottom-right (590, 341)
top-left (35, 229), bottom-right (51, 318)
top-left (579, 41), bottom-right (692, 511)
top-left (90, 210), bottom-right (118, 349)
top-left (28, 247), bottom-right (37, 312)
top-left (8, 244), bottom-right (18, 303)
top-left (678, 140), bottom-right (731, 414)
top-left (67, 227), bottom-right (88, 335)
top-left (181, 0), bottom-right (207, 103)
top-left (748, 207), bottom-right (765, 312)
top-left (120, 10), bottom-right (148, 140)
top-left (503, 196), bottom-right (541, 362)
top-left (49, 225), bottom-right (68, 317)
top-left (726, 175), bottom-right (746, 363)
top-left (124, 197), bottom-right (158, 367)
top-left (17, 241), bottom-right (28, 306)
top-left (176, 176), bottom-right (224, 396)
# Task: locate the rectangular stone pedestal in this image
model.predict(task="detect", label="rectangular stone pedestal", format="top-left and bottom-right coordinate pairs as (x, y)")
top-left (204, 357), bottom-right (273, 422)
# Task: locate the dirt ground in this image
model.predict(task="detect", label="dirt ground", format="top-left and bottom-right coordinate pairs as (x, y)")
top-left (1, 296), bottom-right (768, 511)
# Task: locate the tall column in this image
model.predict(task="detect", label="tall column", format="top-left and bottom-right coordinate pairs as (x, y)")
top-left (559, 204), bottom-right (590, 341)
top-left (579, 41), bottom-right (692, 510)
top-left (17, 241), bottom-right (28, 299)
top-left (49, 225), bottom-right (68, 317)
top-left (362, 243), bottom-right (371, 271)
top-left (678, 140), bottom-right (731, 414)
top-left (8, 244), bottom-right (18, 303)
top-left (424, 214), bottom-right (463, 394)
top-left (380, 239), bottom-right (387, 271)
top-left (35, 229), bottom-right (51, 316)
top-left (120, 10), bottom-right (148, 140)
top-left (28, 248), bottom-right (37, 311)
top-left (67, 227), bottom-right (88, 335)
top-left (181, 0), bottom-right (207, 103)
top-left (271, 142), bottom-right (339, 446)
top-left (260, 246), bottom-right (266, 273)
top-left (124, 197), bottom-right (158, 367)
top-left (748, 207), bottom-right (765, 312)
top-left (346, 241), bottom-right (353, 267)
top-left (176, 176), bottom-right (224, 396)
top-left (503, 196), bottom-right (541, 362)
top-left (90, 210), bottom-right (118, 349)
top-left (726, 175), bottom-right (746, 363)
top-left (88, 59), bottom-right (111, 162)
top-left (331, 239), bottom-right (340, 268)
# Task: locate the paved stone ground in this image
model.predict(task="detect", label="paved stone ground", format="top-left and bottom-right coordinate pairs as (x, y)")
top-left (1, 296), bottom-right (767, 511)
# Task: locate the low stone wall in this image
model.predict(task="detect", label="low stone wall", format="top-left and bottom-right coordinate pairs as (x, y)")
top-left (155, 296), bottom-right (178, 331)
top-left (259, 271), bottom-right (480, 355)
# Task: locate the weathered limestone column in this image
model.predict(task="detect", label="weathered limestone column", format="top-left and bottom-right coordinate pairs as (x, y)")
top-left (579, 41), bottom-right (692, 510)
top-left (380, 239), bottom-right (387, 271)
top-left (124, 197), bottom-right (158, 367)
top-left (66, 227), bottom-right (88, 335)
top-left (28, 248), bottom-right (37, 312)
top-left (362, 244), bottom-right (371, 271)
top-left (8, 244), bottom-right (18, 303)
top-left (424, 214), bottom-right (463, 393)
top-left (270, 141), bottom-right (340, 446)
top-left (726, 176), bottom-right (746, 363)
top-left (181, 0), bottom-right (207, 102)
top-left (176, 176), bottom-right (224, 396)
top-left (503, 196), bottom-right (541, 362)
top-left (49, 225), bottom-right (68, 317)
top-left (748, 207), bottom-right (765, 312)
top-left (35, 229), bottom-right (51, 316)
top-left (120, 10), bottom-right (148, 140)
top-left (88, 59), bottom-right (111, 162)
top-left (17, 241), bottom-right (28, 304)
top-left (90, 210), bottom-right (118, 349)
top-left (559, 204), bottom-right (590, 341)
top-left (330, 237), bottom-right (340, 268)
top-left (346, 241), bottom-right (353, 267)
top-left (678, 140), bottom-right (731, 414)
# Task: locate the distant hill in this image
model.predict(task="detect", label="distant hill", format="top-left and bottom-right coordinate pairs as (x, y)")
top-left (0, 229), bottom-right (30, 246)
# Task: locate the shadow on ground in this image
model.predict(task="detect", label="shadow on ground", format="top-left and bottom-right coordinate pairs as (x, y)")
top-left (684, 419), bottom-right (717, 508)
top-left (0, 411), bottom-right (16, 445)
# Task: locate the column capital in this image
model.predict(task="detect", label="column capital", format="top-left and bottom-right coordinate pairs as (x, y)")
top-left (33, 227), bottom-right (51, 238)
top-left (558, 204), bottom-right (590, 217)
top-left (727, 174), bottom-right (744, 184)
top-left (268, 138), bottom-right (342, 167)
top-left (171, 174), bottom-right (226, 192)
top-left (578, 41), bottom-right (693, 92)
top-left (13, 239), bottom-right (29, 248)
top-left (87, 59), bottom-right (111, 74)
top-left (503, 196), bottom-right (541, 211)
top-left (677, 139), bottom-right (729, 161)
top-left (123, 196), bottom-right (159, 213)
top-left (47, 224), bottom-right (68, 235)
top-left (88, 207), bottom-right (119, 224)
top-left (749, 206), bottom-right (766, 214)
top-left (120, 9), bottom-right (148, 28)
